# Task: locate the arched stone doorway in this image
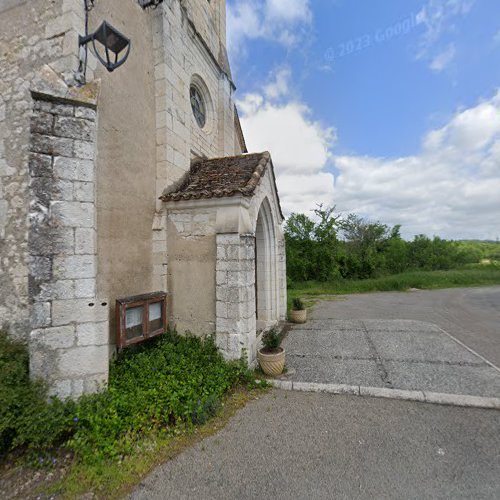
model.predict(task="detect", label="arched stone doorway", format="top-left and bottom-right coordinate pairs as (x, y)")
top-left (161, 151), bottom-right (287, 365)
top-left (255, 198), bottom-right (278, 331)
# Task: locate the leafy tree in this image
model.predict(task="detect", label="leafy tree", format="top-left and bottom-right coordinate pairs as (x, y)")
top-left (284, 208), bottom-right (487, 285)
top-left (338, 214), bottom-right (389, 278)
top-left (284, 205), bottom-right (342, 282)
top-left (384, 227), bottom-right (409, 274)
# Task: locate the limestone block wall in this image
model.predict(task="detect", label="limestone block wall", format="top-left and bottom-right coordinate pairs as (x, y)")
top-left (152, 0), bottom-right (238, 325)
top-left (164, 163), bottom-right (286, 364)
top-left (183, 0), bottom-right (226, 55)
top-left (0, 0), bottom-right (90, 338)
top-left (215, 233), bottom-right (256, 363)
top-left (152, 0), bottom-right (236, 201)
top-left (278, 238), bottom-right (287, 321)
top-left (28, 87), bottom-right (108, 399)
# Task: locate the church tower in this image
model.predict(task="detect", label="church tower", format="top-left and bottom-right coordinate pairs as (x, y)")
top-left (152, 0), bottom-right (241, 185)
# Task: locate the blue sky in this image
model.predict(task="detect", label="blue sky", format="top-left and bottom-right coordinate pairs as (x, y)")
top-left (227, 0), bottom-right (500, 240)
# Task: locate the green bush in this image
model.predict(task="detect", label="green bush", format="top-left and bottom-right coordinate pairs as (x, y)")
top-left (68, 333), bottom-right (249, 463)
top-left (0, 330), bottom-right (256, 465)
top-left (261, 328), bottom-right (281, 353)
top-left (285, 207), bottom-right (491, 283)
top-left (0, 332), bottom-right (75, 458)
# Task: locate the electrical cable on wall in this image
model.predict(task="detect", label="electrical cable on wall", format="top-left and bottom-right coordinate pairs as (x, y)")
top-left (76, 0), bottom-right (94, 84)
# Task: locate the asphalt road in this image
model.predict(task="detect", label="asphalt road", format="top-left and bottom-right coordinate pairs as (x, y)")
top-left (312, 286), bottom-right (500, 367)
top-left (131, 288), bottom-right (500, 499)
top-left (131, 390), bottom-right (500, 500)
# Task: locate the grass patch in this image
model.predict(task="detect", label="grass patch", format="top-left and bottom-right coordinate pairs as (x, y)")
top-left (287, 265), bottom-right (500, 309)
top-left (0, 330), bottom-right (267, 498)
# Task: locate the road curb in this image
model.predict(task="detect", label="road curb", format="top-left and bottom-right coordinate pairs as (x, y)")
top-left (267, 379), bottom-right (500, 410)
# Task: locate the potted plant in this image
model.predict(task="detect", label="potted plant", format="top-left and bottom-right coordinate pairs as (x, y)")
top-left (257, 328), bottom-right (285, 376)
top-left (290, 298), bottom-right (307, 324)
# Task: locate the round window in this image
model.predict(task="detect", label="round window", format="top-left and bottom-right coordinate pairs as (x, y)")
top-left (190, 85), bottom-right (206, 128)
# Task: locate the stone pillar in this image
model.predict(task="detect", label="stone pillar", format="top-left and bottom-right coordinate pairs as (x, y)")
top-left (215, 233), bottom-right (257, 364)
top-left (278, 236), bottom-right (287, 321)
top-left (28, 73), bottom-right (108, 399)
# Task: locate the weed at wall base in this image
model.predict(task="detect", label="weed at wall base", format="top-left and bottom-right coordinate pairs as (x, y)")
top-left (0, 330), bottom-right (258, 467)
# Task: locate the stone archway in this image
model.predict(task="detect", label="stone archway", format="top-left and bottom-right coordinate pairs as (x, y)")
top-left (255, 198), bottom-right (278, 331)
top-left (161, 151), bottom-right (286, 365)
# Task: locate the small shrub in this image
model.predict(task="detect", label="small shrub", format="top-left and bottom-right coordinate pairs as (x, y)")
top-left (292, 298), bottom-right (305, 311)
top-left (66, 331), bottom-right (257, 463)
top-left (0, 332), bottom-right (75, 457)
top-left (261, 328), bottom-right (281, 353)
top-left (1, 329), bottom-right (258, 466)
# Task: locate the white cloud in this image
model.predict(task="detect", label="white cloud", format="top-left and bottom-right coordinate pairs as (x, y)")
top-left (265, 0), bottom-right (312, 23)
top-left (417, 0), bottom-right (474, 50)
top-left (416, 0), bottom-right (474, 70)
top-left (333, 91), bottom-right (500, 240)
top-left (227, 0), bottom-right (312, 58)
top-left (429, 44), bottom-right (456, 72)
top-left (263, 67), bottom-right (291, 100)
top-left (237, 69), bottom-right (335, 215)
top-left (494, 30), bottom-right (500, 45)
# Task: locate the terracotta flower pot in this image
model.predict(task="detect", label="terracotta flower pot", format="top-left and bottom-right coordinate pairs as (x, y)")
top-left (258, 347), bottom-right (285, 376)
top-left (290, 309), bottom-right (307, 324)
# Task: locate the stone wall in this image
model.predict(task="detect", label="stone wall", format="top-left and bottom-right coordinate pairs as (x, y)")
top-left (87, 0), bottom-right (159, 342)
top-left (278, 237), bottom-right (287, 321)
top-left (166, 208), bottom-right (217, 335)
top-left (215, 233), bottom-right (256, 362)
top-left (247, 166), bottom-right (287, 326)
top-left (153, 0), bottom-right (239, 333)
top-left (164, 162), bottom-right (286, 365)
top-left (28, 76), bottom-right (108, 399)
top-left (153, 0), bottom-right (236, 195)
top-left (0, 0), bottom-right (89, 338)
top-left (0, 0), bottom-right (276, 396)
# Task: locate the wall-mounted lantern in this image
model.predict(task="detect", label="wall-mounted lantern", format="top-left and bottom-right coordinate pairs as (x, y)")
top-left (138, 0), bottom-right (164, 8)
top-left (79, 21), bottom-right (131, 73)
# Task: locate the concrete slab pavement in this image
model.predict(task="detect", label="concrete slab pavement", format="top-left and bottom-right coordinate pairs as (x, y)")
top-left (280, 291), bottom-right (500, 406)
top-left (311, 287), bottom-right (500, 366)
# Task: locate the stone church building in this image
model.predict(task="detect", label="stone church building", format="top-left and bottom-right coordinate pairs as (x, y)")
top-left (0, 0), bottom-right (286, 398)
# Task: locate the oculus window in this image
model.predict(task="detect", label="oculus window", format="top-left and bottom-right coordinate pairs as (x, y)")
top-left (190, 85), bottom-right (206, 128)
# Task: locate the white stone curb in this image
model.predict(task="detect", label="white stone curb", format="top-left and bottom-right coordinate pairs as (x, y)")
top-left (267, 380), bottom-right (500, 410)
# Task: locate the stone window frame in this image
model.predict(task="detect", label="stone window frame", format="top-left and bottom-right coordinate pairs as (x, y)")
top-left (189, 74), bottom-right (213, 134)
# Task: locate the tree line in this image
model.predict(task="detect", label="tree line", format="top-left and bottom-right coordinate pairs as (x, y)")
top-left (285, 206), bottom-right (490, 283)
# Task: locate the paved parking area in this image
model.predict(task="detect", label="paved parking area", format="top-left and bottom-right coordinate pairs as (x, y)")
top-left (132, 390), bottom-right (500, 500)
top-left (282, 288), bottom-right (500, 400)
top-left (283, 318), bottom-right (500, 398)
top-left (131, 288), bottom-right (500, 499)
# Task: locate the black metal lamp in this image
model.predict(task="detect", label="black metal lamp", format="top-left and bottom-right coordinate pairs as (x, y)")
top-left (138, 0), bottom-right (164, 8)
top-left (79, 21), bottom-right (131, 73)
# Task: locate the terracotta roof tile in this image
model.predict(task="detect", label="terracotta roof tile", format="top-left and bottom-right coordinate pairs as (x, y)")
top-left (160, 152), bottom-right (271, 202)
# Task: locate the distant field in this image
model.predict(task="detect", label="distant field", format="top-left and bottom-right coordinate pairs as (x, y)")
top-left (456, 240), bottom-right (500, 261)
top-left (287, 265), bottom-right (500, 309)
